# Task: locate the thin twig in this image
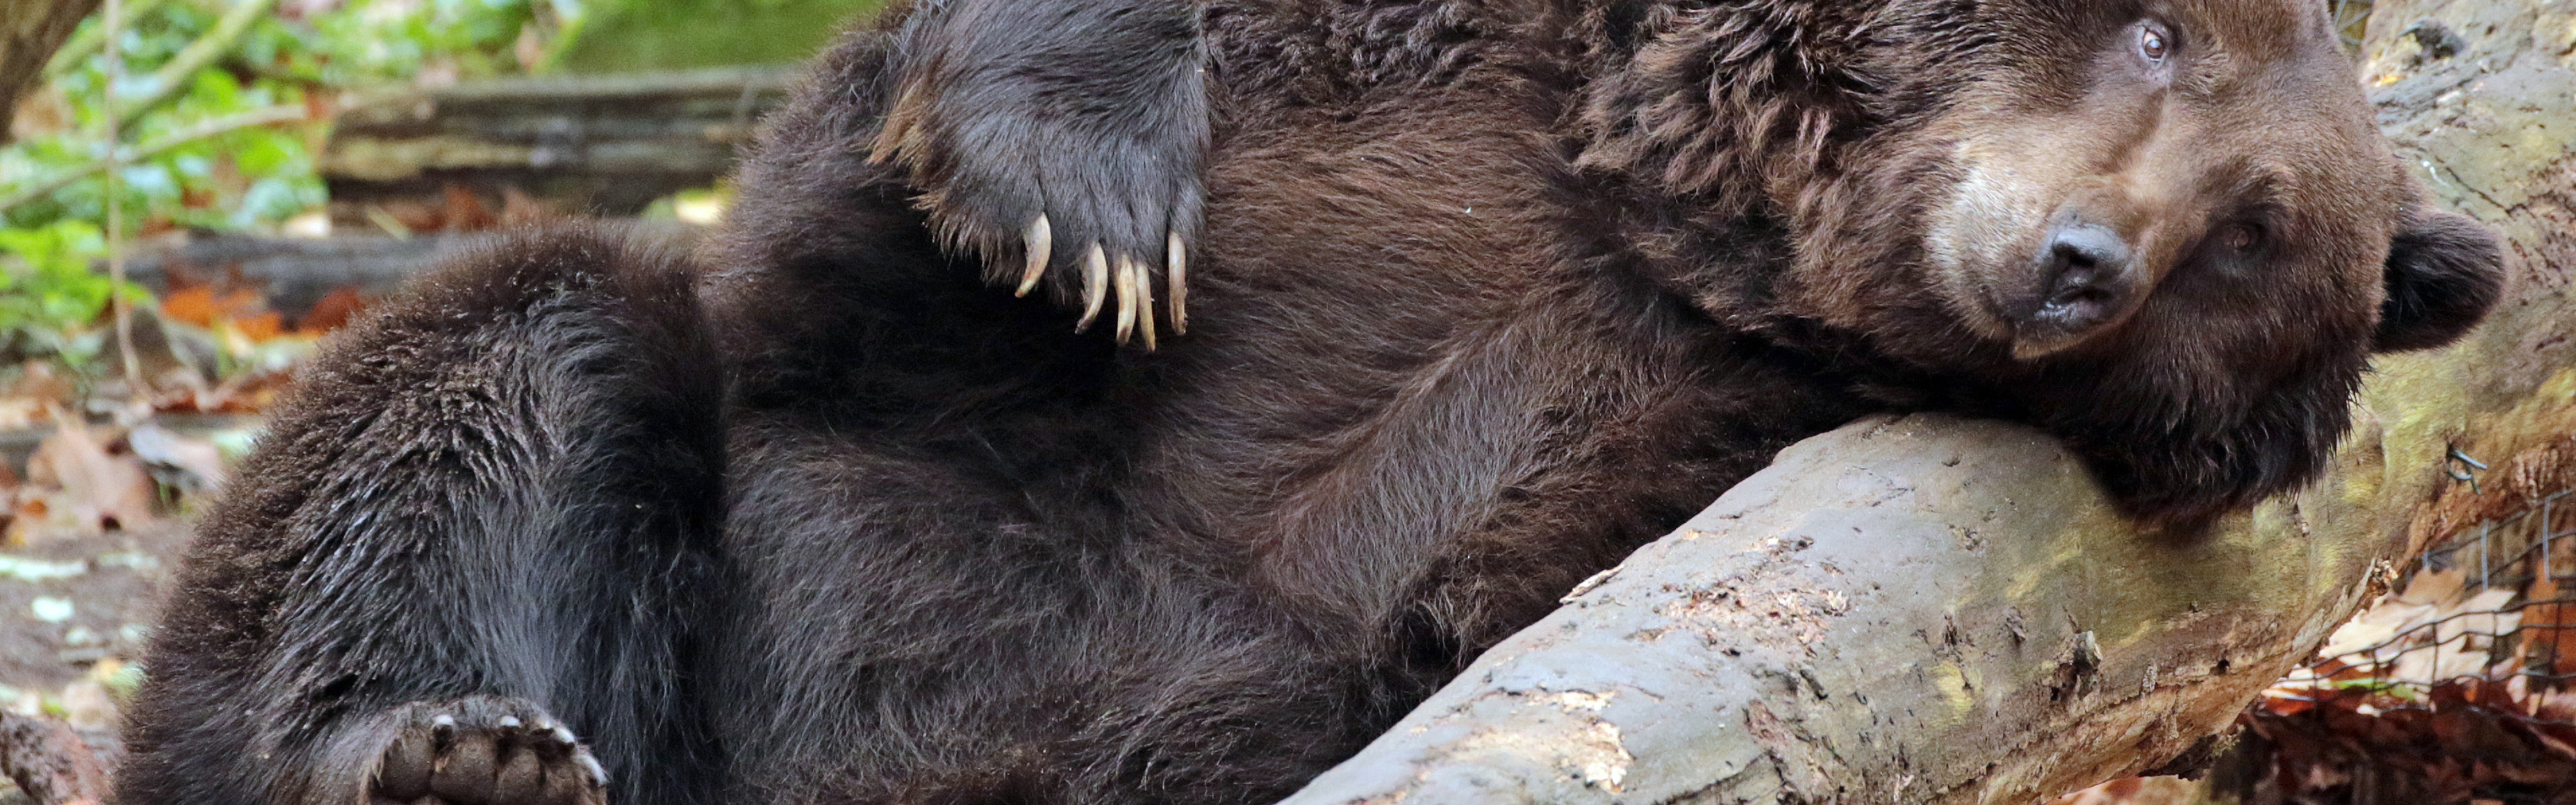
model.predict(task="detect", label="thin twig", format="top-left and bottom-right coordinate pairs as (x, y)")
top-left (103, 0), bottom-right (140, 389)
top-left (0, 104), bottom-right (312, 215)
top-left (111, 0), bottom-right (282, 132)
top-left (39, 0), bottom-right (177, 80)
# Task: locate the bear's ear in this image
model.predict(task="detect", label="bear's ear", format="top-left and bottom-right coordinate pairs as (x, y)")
top-left (2374, 207), bottom-right (2505, 353)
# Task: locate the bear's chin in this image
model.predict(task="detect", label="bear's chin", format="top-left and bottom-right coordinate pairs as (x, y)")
top-left (2031, 355), bottom-right (2368, 526)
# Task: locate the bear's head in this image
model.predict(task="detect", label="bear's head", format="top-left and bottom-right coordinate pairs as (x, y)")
top-left (1582, 0), bottom-right (2506, 523)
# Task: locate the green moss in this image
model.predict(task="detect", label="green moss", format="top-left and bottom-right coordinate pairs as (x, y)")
top-left (554, 0), bottom-right (888, 73)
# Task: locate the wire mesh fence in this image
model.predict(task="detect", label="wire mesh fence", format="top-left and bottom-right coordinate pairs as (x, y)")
top-left (2271, 487), bottom-right (2576, 712)
top-left (2218, 454), bottom-right (2576, 803)
top-left (2298, 488), bottom-right (2576, 702)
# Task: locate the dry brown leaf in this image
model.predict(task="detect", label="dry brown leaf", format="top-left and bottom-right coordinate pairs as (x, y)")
top-left (2522, 572), bottom-right (2576, 679)
top-left (127, 424), bottom-right (227, 494)
top-left (232, 311), bottom-right (287, 343)
top-left (499, 186), bottom-right (559, 227)
top-left (15, 419), bottom-right (155, 541)
top-left (2, 363), bottom-right (77, 412)
top-left (299, 288), bottom-right (370, 334)
top-left (2317, 600), bottom-right (2432, 658)
top-left (2047, 777), bottom-right (2205, 805)
top-left (2399, 567), bottom-right (2469, 607)
top-left (159, 285), bottom-right (268, 330)
top-left (441, 184), bottom-right (499, 232)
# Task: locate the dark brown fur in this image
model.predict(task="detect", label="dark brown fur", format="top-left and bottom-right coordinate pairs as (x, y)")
top-left (121, 2), bottom-right (2503, 803)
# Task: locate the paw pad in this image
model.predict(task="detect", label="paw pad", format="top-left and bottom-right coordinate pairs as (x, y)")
top-left (368, 697), bottom-right (606, 805)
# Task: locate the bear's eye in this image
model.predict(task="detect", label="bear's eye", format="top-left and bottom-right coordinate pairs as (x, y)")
top-left (2137, 24), bottom-right (2172, 63)
top-left (2220, 223), bottom-right (2259, 252)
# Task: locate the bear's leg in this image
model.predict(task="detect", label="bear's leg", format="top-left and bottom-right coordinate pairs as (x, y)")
top-left (871, 0), bottom-right (1208, 347)
top-left (116, 227), bottom-right (729, 805)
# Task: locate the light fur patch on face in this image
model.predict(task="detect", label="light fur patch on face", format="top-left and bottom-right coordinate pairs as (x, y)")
top-left (1926, 137), bottom-right (2052, 341)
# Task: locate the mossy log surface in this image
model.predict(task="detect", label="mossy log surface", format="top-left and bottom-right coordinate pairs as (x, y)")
top-left (1273, 2), bottom-right (2576, 803)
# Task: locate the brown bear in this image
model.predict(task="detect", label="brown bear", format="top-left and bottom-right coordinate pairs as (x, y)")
top-left (115, 1), bottom-right (2504, 804)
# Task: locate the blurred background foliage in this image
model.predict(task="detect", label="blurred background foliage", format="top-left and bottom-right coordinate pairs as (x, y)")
top-left (0, 0), bottom-right (885, 767)
top-left (0, 0), bottom-right (877, 377)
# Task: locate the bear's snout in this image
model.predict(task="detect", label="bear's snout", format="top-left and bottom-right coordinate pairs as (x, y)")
top-left (2006, 215), bottom-right (2140, 359)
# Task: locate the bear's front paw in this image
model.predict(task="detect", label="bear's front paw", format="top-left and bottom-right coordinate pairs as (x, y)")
top-left (366, 696), bottom-right (606, 805)
top-left (998, 182), bottom-right (1199, 353)
top-left (903, 136), bottom-right (1204, 350)
top-left (867, 28), bottom-right (1209, 351)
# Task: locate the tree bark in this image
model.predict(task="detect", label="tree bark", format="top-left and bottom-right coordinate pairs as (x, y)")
top-left (1271, 2), bottom-right (2576, 803)
top-left (0, 0), bottom-right (101, 140)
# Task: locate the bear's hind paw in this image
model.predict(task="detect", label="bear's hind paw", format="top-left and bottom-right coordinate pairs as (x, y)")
top-left (366, 696), bottom-right (606, 805)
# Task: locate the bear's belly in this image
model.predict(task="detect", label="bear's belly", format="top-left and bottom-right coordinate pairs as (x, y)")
top-left (704, 412), bottom-right (1394, 803)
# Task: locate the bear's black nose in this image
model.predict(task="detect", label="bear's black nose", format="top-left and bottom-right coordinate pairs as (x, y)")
top-left (2032, 219), bottom-right (2136, 333)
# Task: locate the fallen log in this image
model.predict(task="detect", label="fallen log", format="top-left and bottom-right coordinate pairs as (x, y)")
top-left (1272, 0), bottom-right (2576, 801)
top-left (0, 711), bottom-right (108, 805)
top-left (322, 67), bottom-right (792, 218)
top-left (116, 234), bottom-right (458, 315)
top-left (108, 222), bottom-right (708, 316)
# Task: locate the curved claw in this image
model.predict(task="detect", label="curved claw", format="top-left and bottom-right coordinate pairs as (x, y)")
top-left (1114, 255), bottom-right (1142, 344)
top-left (1133, 256), bottom-right (1158, 350)
top-left (1015, 215), bottom-right (1052, 297)
top-left (1076, 244), bottom-right (1109, 333)
top-left (1165, 231), bottom-right (1188, 334)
